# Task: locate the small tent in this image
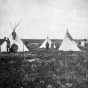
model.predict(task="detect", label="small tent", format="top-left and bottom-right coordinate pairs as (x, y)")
top-left (80, 41), bottom-right (85, 47)
top-left (1, 41), bottom-right (7, 52)
top-left (59, 29), bottom-right (80, 51)
top-left (9, 29), bottom-right (29, 52)
top-left (1, 37), bottom-right (10, 52)
top-left (80, 39), bottom-right (88, 47)
top-left (39, 36), bottom-right (52, 48)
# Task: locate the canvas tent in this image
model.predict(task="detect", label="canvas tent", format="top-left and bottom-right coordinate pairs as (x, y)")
top-left (80, 41), bottom-right (85, 47)
top-left (39, 36), bottom-right (52, 48)
top-left (1, 37), bottom-right (10, 52)
top-left (59, 29), bottom-right (80, 51)
top-left (80, 39), bottom-right (88, 47)
top-left (9, 29), bottom-right (29, 52)
top-left (1, 41), bottom-right (7, 52)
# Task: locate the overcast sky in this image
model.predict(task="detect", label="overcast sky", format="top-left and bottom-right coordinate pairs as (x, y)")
top-left (0, 0), bottom-right (88, 39)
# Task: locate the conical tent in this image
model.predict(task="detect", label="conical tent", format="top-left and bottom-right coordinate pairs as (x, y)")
top-left (9, 30), bottom-right (29, 52)
top-left (59, 30), bottom-right (80, 51)
top-left (39, 36), bottom-right (52, 48)
top-left (1, 41), bottom-right (7, 52)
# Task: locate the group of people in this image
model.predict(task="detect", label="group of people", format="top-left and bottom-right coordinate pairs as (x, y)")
top-left (1, 37), bottom-right (18, 53)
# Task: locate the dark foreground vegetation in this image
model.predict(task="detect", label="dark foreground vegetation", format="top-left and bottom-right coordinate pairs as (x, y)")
top-left (0, 49), bottom-right (88, 88)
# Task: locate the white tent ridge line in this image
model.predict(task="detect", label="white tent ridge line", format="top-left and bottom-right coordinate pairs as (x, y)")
top-left (59, 30), bottom-right (80, 51)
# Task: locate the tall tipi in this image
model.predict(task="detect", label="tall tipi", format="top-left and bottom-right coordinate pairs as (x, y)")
top-left (59, 29), bottom-right (80, 51)
top-left (9, 25), bottom-right (29, 52)
top-left (39, 36), bottom-right (52, 48)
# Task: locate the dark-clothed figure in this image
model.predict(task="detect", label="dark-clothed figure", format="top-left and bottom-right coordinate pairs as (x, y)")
top-left (6, 38), bottom-right (10, 52)
top-left (46, 42), bottom-right (49, 49)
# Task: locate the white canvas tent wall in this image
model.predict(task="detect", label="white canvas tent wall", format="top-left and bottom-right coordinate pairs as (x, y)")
top-left (53, 42), bottom-right (56, 48)
top-left (80, 39), bottom-right (88, 47)
top-left (80, 41), bottom-right (85, 47)
top-left (1, 41), bottom-right (7, 52)
top-left (39, 36), bottom-right (52, 48)
top-left (59, 30), bottom-right (80, 51)
top-left (9, 30), bottom-right (29, 52)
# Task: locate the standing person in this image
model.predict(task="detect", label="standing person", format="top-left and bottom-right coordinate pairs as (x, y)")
top-left (46, 42), bottom-right (49, 50)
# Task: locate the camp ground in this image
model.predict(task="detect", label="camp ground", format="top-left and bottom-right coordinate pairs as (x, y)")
top-left (0, 28), bottom-right (88, 88)
top-left (0, 24), bottom-right (29, 53)
top-left (1, 0), bottom-right (88, 87)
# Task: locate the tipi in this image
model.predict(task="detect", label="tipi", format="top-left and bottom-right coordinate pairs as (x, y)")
top-left (39, 36), bottom-right (52, 48)
top-left (9, 24), bottom-right (29, 52)
top-left (59, 29), bottom-right (80, 51)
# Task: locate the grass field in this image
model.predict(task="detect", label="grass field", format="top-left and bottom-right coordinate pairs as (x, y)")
top-left (0, 49), bottom-right (88, 88)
